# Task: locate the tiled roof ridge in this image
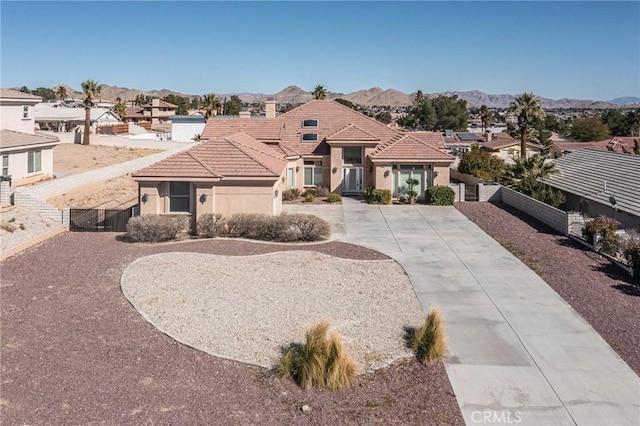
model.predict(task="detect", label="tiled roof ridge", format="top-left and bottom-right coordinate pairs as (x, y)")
top-left (326, 123), bottom-right (381, 141)
top-left (372, 133), bottom-right (413, 156)
top-left (186, 147), bottom-right (221, 177)
top-left (225, 133), bottom-right (285, 175)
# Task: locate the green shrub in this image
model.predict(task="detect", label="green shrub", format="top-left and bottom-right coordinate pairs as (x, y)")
top-left (126, 215), bottom-right (187, 242)
top-left (425, 185), bottom-right (455, 205)
top-left (327, 193), bottom-right (342, 203)
top-left (458, 144), bottom-right (506, 181)
top-left (196, 213), bottom-right (226, 238)
top-left (621, 232), bottom-right (640, 281)
top-left (223, 213), bottom-right (330, 242)
top-left (364, 187), bottom-right (392, 205)
top-left (278, 321), bottom-right (358, 390)
top-left (411, 308), bottom-right (447, 363)
top-left (314, 186), bottom-right (330, 197)
top-left (226, 214), bottom-right (270, 239)
top-left (282, 188), bottom-right (301, 201)
top-left (303, 192), bottom-right (316, 203)
top-left (582, 216), bottom-right (620, 255)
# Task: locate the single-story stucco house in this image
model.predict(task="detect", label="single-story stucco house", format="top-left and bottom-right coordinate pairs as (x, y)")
top-left (133, 99), bottom-right (454, 220)
top-left (543, 148), bottom-right (640, 230)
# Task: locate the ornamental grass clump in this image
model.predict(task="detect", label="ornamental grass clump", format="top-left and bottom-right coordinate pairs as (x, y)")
top-left (411, 308), bottom-right (447, 363)
top-left (196, 213), bottom-right (227, 238)
top-left (278, 321), bottom-right (358, 391)
top-left (125, 215), bottom-right (186, 242)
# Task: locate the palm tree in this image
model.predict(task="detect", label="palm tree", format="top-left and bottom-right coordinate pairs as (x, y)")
top-left (55, 85), bottom-right (67, 101)
top-left (506, 154), bottom-right (558, 194)
top-left (81, 80), bottom-right (102, 145)
top-left (200, 93), bottom-right (220, 119)
top-left (480, 105), bottom-right (492, 133)
top-left (508, 92), bottom-right (545, 158)
top-left (312, 85), bottom-right (327, 100)
top-left (113, 101), bottom-right (127, 121)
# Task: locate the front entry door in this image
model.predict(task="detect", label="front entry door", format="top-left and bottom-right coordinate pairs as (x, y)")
top-left (342, 167), bottom-right (363, 194)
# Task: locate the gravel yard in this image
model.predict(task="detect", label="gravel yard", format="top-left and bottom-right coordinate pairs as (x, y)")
top-left (0, 206), bottom-right (60, 254)
top-left (455, 201), bottom-right (640, 375)
top-left (1, 234), bottom-right (462, 425)
top-left (122, 251), bottom-right (423, 370)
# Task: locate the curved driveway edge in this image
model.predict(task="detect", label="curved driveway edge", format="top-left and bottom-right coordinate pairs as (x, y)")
top-left (307, 198), bottom-right (640, 426)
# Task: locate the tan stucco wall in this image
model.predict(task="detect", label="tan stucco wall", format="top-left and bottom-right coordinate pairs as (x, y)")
top-left (433, 163), bottom-right (451, 186)
top-left (5, 147), bottom-right (55, 187)
top-left (374, 164), bottom-right (393, 192)
top-left (329, 146), bottom-right (342, 193)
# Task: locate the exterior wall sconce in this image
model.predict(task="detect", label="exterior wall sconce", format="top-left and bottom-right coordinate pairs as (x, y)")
top-left (199, 193), bottom-right (208, 203)
top-left (296, 166), bottom-right (300, 172)
top-left (274, 189), bottom-right (279, 197)
top-left (141, 193), bottom-right (149, 203)
top-left (281, 176), bottom-right (285, 183)
top-left (383, 170), bottom-right (390, 178)
top-left (332, 167), bottom-right (338, 174)
top-left (434, 170), bottom-right (439, 177)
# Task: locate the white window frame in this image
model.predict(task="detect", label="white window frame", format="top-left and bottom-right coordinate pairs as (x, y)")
top-left (27, 150), bottom-right (41, 174)
top-left (301, 133), bottom-right (318, 142)
top-left (303, 160), bottom-right (323, 187)
top-left (302, 119), bottom-right (319, 128)
top-left (287, 167), bottom-right (295, 189)
top-left (167, 181), bottom-right (191, 213)
top-left (342, 146), bottom-right (363, 165)
top-left (23, 105), bottom-right (29, 119)
top-left (2, 155), bottom-right (8, 176)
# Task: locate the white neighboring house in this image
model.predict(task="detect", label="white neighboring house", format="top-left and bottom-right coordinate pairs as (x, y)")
top-left (170, 115), bottom-right (205, 142)
top-left (34, 104), bottom-right (121, 133)
top-left (0, 89), bottom-right (59, 186)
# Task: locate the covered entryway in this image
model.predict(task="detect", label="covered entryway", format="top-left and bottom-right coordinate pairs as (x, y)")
top-left (342, 167), bottom-right (363, 194)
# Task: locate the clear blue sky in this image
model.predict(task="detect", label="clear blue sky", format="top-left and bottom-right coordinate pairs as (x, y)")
top-left (2, 1), bottom-right (639, 101)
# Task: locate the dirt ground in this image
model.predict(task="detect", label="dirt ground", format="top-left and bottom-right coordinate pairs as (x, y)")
top-left (0, 235), bottom-right (463, 425)
top-left (53, 144), bottom-right (162, 177)
top-left (47, 174), bottom-right (138, 209)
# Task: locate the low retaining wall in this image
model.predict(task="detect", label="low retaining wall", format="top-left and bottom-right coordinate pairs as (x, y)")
top-left (501, 187), bottom-right (569, 235)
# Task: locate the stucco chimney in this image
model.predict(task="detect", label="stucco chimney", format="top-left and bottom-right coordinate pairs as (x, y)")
top-left (152, 98), bottom-right (160, 107)
top-left (239, 110), bottom-right (251, 119)
top-left (485, 131), bottom-right (492, 142)
top-left (265, 100), bottom-right (276, 119)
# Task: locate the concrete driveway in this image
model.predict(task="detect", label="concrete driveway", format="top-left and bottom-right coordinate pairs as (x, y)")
top-left (285, 198), bottom-right (640, 425)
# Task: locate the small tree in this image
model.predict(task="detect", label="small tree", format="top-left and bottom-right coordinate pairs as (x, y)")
top-left (312, 85), bottom-right (327, 100)
top-left (55, 85), bottom-right (67, 101)
top-left (508, 92), bottom-right (545, 158)
top-left (458, 144), bottom-right (506, 181)
top-left (113, 101), bottom-right (127, 121)
top-left (405, 177), bottom-right (419, 204)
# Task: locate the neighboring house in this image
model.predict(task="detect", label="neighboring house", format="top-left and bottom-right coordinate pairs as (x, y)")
top-left (446, 132), bottom-right (483, 155)
top-left (170, 115), bottom-right (206, 142)
top-left (133, 99), bottom-right (454, 220)
top-left (543, 148), bottom-right (640, 230)
top-left (34, 104), bottom-right (121, 133)
top-left (480, 132), bottom-right (544, 162)
top-left (124, 99), bottom-right (177, 124)
top-left (547, 137), bottom-right (640, 158)
top-left (0, 89), bottom-right (59, 186)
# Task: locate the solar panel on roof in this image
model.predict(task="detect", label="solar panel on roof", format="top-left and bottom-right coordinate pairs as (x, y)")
top-left (457, 132), bottom-right (480, 141)
top-left (444, 129), bottom-right (453, 137)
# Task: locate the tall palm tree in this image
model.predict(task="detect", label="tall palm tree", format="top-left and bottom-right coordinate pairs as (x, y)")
top-left (508, 92), bottom-right (545, 158)
top-left (506, 154), bottom-right (558, 194)
top-left (479, 105), bottom-right (492, 133)
top-left (312, 85), bottom-right (327, 100)
top-left (81, 80), bottom-right (102, 145)
top-left (200, 93), bottom-right (220, 119)
top-left (55, 85), bottom-right (67, 101)
top-left (113, 101), bottom-right (127, 121)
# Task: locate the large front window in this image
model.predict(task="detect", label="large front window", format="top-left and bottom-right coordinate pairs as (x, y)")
top-left (392, 164), bottom-right (432, 198)
top-left (169, 181), bottom-right (191, 212)
top-left (303, 160), bottom-right (323, 186)
top-left (342, 147), bottom-right (362, 165)
top-left (27, 150), bottom-right (41, 173)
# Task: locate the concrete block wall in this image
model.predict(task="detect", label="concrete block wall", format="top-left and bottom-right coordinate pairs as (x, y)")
top-left (478, 184), bottom-right (502, 202)
top-left (12, 191), bottom-right (62, 223)
top-left (501, 187), bottom-right (568, 235)
top-left (0, 181), bottom-right (12, 205)
top-left (567, 212), bottom-right (585, 236)
top-left (449, 183), bottom-right (465, 202)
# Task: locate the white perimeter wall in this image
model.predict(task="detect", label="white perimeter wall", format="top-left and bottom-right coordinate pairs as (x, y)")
top-left (171, 122), bottom-right (205, 142)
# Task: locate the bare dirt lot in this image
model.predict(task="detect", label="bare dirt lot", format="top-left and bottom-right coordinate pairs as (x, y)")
top-left (0, 235), bottom-right (463, 425)
top-left (456, 201), bottom-right (640, 375)
top-left (47, 174), bottom-right (137, 209)
top-left (53, 143), bottom-right (162, 177)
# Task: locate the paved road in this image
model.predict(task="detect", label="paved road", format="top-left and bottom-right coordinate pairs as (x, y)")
top-left (286, 198), bottom-right (640, 425)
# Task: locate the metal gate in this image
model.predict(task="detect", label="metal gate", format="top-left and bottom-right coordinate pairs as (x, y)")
top-left (464, 184), bottom-right (479, 201)
top-left (69, 206), bottom-right (137, 232)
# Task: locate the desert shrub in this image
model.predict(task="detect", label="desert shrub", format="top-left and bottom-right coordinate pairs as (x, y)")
top-left (582, 216), bottom-right (620, 255)
top-left (314, 186), bottom-right (330, 197)
top-left (364, 187), bottom-right (392, 205)
top-left (621, 231), bottom-right (640, 280)
top-left (225, 214), bottom-right (270, 239)
top-left (196, 213), bottom-right (226, 238)
top-left (425, 185), bottom-right (455, 205)
top-left (303, 192), bottom-right (316, 203)
top-left (411, 308), bottom-right (447, 363)
top-left (458, 144), bottom-right (506, 182)
top-left (282, 188), bottom-right (301, 201)
top-left (278, 214), bottom-right (330, 242)
top-left (278, 321), bottom-right (357, 390)
top-left (1, 222), bottom-right (16, 233)
top-left (327, 193), bottom-right (342, 203)
top-left (125, 215), bottom-right (186, 242)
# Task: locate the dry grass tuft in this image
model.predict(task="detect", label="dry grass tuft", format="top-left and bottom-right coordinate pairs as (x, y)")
top-left (411, 308), bottom-right (447, 363)
top-left (278, 320), bottom-right (357, 390)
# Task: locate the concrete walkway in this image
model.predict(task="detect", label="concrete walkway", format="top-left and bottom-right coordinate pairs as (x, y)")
top-left (286, 198), bottom-right (640, 425)
top-left (16, 143), bottom-right (194, 199)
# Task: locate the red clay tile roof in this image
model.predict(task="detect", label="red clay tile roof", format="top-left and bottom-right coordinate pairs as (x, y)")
top-left (551, 137), bottom-right (640, 154)
top-left (125, 107), bottom-right (145, 118)
top-left (371, 133), bottom-right (454, 161)
top-left (134, 132), bottom-right (286, 179)
top-left (481, 133), bottom-right (544, 150)
top-left (326, 124), bottom-right (380, 142)
top-left (142, 100), bottom-right (177, 109)
top-left (201, 118), bottom-right (284, 141)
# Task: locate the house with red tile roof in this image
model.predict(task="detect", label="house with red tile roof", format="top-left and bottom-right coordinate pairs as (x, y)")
top-left (546, 136), bottom-right (640, 158)
top-left (133, 99), bottom-right (454, 219)
top-left (125, 99), bottom-right (177, 124)
top-left (479, 132), bottom-right (544, 162)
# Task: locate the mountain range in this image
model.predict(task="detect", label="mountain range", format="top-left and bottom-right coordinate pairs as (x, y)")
top-left (55, 84), bottom-right (640, 109)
